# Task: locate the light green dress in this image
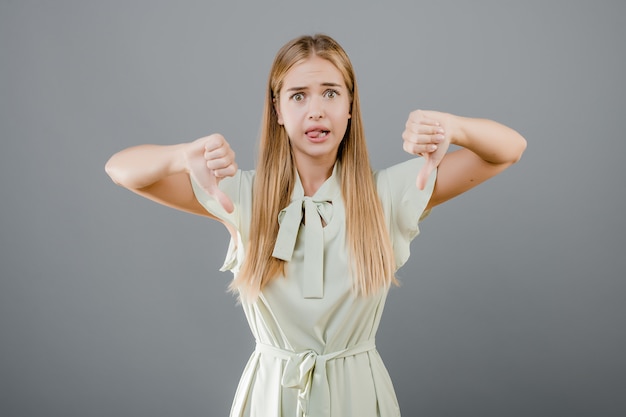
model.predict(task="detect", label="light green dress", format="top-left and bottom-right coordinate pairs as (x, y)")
top-left (191, 158), bottom-right (436, 417)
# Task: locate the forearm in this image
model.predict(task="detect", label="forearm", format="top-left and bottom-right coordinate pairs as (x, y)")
top-left (448, 115), bottom-right (527, 165)
top-left (105, 143), bottom-right (188, 189)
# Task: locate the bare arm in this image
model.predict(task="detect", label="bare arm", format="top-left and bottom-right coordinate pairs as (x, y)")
top-left (105, 134), bottom-right (237, 218)
top-left (402, 110), bottom-right (527, 209)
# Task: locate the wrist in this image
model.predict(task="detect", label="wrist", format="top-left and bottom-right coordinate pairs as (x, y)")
top-left (447, 114), bottom-right (468, 147)
top-left (169, 143), bottom-right (191, 175)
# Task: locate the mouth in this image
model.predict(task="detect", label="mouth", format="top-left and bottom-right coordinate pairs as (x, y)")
top-left (306, 129), bottom-right (330, 139)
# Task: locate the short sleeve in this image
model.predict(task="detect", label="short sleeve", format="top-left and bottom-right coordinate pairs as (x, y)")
top-left (190, 170), bottom-right (255, 273)
top-left (375, 158), bottom-right (437, 270)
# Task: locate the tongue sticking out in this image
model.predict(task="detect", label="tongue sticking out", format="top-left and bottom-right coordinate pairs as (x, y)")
top-left (307, 130), bottom-right (329, 139)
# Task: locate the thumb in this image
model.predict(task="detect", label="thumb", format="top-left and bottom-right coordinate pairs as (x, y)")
top-left (210, 185), bottom-right (235, 214)
top-left (416, 159), bottom-right (435, 190)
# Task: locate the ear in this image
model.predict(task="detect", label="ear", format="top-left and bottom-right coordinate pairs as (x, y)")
top-left (273, 97), bottom-right (284, 125)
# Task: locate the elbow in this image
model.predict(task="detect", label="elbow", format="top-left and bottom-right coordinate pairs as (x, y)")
top-left (503, 130), bottom-right (527, 165)
top-left (511, 133), bottom-right (528, 164)
top-left (104, 156), bottom-right (127, 187)
top-left (488, 132), bottom-right (527, 166)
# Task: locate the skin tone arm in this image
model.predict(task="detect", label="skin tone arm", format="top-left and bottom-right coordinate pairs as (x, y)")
top-left (105, 134), bottom-right (237, 223)
top-left (401, 110), bottom-right (527, 210)
top-left (107, 111), bottom-right (524, 222)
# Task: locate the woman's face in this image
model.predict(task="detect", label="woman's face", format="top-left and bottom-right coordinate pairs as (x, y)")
top-left (275, 55), bottom-right (351, 167)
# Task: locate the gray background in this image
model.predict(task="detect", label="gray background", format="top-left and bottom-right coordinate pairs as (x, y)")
top-left (1, 0), bottom-right (624, 416)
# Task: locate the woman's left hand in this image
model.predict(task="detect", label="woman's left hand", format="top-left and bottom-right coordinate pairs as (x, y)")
top-left (402, 109), bottom-right (452, 190)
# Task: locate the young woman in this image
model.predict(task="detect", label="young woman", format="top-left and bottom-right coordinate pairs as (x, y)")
top-left (106, 34), bottom-right (526, 417)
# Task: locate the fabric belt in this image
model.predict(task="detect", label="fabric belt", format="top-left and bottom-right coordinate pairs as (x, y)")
top-left (255, 339), bottom-right (376, 417)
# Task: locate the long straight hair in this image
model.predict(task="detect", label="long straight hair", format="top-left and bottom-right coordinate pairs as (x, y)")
top-left (230, 34), bottom-right (397, 299)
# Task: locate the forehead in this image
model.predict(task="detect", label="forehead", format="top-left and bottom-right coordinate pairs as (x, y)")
top-left (281, 55), bottom-right (346, 90)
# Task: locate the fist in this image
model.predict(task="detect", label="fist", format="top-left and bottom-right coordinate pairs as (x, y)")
top-left (402, 110), bottom-right (451, 190)
top-left (184, 134), bottom-right (237, 213)
top-left (402, 109), bottom-right (447, 156)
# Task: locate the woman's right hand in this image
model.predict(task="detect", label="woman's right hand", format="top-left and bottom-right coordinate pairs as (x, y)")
top-left (184, 134), bottom-right (237, 213)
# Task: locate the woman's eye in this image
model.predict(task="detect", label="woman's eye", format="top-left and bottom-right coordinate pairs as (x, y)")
top-left (292, 93), bottom-right (304, 102)
top-left (324, 89), bottom-right (338, 99)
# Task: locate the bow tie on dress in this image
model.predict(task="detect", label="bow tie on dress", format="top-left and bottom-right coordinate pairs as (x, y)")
top-left (271, 166), bottom-right (340, 299)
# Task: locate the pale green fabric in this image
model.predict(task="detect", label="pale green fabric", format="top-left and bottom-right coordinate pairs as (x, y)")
top-left (271, 164), bottom-right (339, 299)
top-left (191, 158), bottom-right (436, 417)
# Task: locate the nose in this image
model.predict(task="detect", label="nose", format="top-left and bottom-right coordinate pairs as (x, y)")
top-left (307, 96), bottom-right (324, 119)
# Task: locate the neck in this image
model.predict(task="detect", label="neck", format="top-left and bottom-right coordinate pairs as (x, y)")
top-left (294, 155), bottom-right (336, 196)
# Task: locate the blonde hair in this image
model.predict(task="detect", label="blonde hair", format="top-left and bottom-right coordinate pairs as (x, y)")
top-left (230, 34), bottom-right (397, 299)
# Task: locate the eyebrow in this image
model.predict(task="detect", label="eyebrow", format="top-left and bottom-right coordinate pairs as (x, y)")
top-left (284, 82), bottom-right (343, 92)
